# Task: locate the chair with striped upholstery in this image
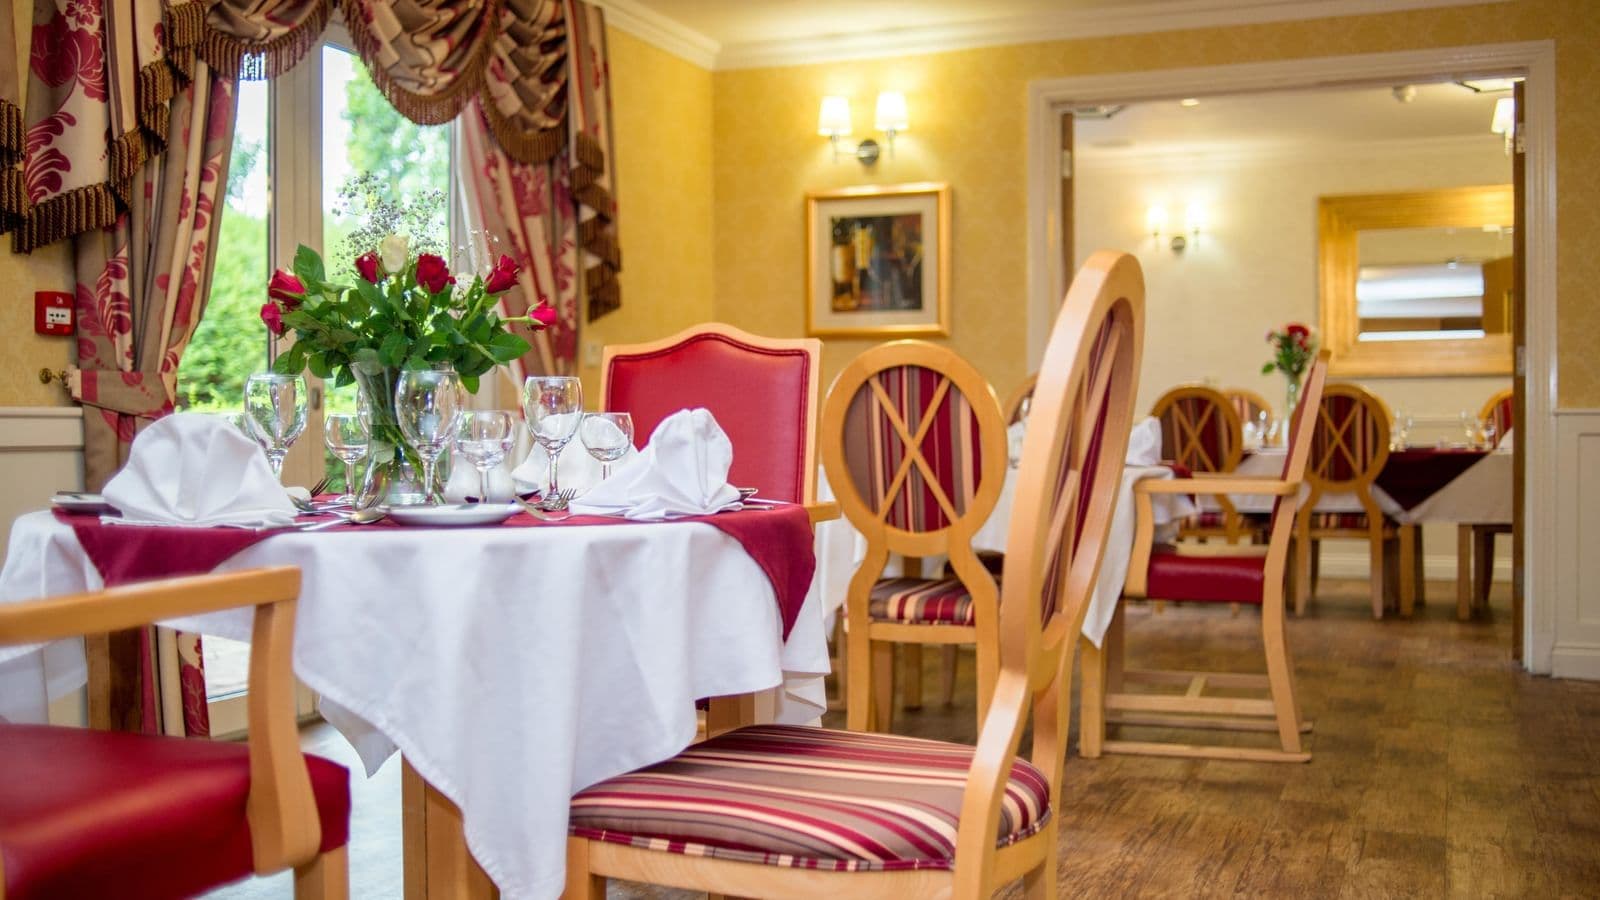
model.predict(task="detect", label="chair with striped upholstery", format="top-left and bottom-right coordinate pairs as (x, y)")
top-left (563, 249), bottom-right (1145, 900)
top-left (1080, 353), bottom-right (1328, 763)
top-left (821, 340), bottom-right (1007, 733)
top-left (1295, 383), bottom-right (1396, 618)
top-left (1150, 385), bottom-right (1247, 543)
top-left (602, 322), bottom-right (822, 504)
top-left (1223, 387), bottom-right (1272, 433)
top-left (0, 568), bottom-right (350, 899)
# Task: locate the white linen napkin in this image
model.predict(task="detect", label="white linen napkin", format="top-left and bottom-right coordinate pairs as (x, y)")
top-left (1125, 416), bottom-right (1162, 466)
top-left (568, 408), bottom-right (741, 520)
top-left (101, 413), bottom-right (298, 528)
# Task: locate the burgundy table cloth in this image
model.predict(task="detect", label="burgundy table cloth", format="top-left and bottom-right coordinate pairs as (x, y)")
top-left (1372, 448), bottom-right (1488, 513)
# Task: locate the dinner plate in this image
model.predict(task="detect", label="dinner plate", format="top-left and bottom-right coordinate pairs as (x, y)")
top-left (385, 503), bottom-right (519, 527)
top-left (50, 492), bottom-right (116, 514)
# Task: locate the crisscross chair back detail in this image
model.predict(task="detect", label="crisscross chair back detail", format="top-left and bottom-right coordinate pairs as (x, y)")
top-left (1150, 386), bottom-right (1242, 474)
top-left (1479, 387), bottom-right (1514, 447)
top-left (1223, 388), bottom-right (1272, 428)
top-left (1307, 384), bottom-right (1390, 489)
top-left (833, 348), bottom-right (1005, 545)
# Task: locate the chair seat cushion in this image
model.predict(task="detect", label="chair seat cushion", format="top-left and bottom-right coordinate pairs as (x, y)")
top-left (569, 724), bottom-right (1050, 872)
top-left (0, 723), bottom-right (350, 900)
top-left (869, 577), bottom-right (975, 626)
top-left (1146, 546), bottom-right (1267, 605)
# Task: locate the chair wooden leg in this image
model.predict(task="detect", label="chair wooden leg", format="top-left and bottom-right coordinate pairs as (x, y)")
top-left (938, 645), bottom-right (958, 706)
top-left (1079, 636), bottom-right (1107, 759)
top-left (294, 846), bottom-right (349, 900)
top-left (1457, 524), bottom-right (1474, 621)
top-left (845, 621), bottom-right (873, 732)
top-left (1368, 527), bottom-right (1386, 620)
top-left (871, 640), bottom-right (896, 733)
top-left (1023, 831), bottom-right (1058, 900)
top-left (563, 838), bottom-right (605, 900)
top-left (1294, 523), bottom-right (1312, 616)
top-left (1397, 525), bottom-right (1418, 618)
top-left (1309, 537), bottom-right (1322, 593)
top-left (902, 644), bottom-right (923, 710)
top-left (1474, 526), bottom-right (1495, 613)
top-left (1261, 592), bottom-right (1305, 756)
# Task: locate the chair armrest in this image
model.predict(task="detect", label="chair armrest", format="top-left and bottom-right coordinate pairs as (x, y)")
top-left (1135, 477), bottom-right (1297, 497)
top-left (0, 567), bottom-right (320, 874)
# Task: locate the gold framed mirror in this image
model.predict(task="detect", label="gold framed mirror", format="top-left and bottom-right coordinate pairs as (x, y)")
top-left (1318, 184), bottom-right (1514, 376)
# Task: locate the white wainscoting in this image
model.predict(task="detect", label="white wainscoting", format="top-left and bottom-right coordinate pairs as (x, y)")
top-left (1551, 410), bottom-right (1600, 680)
top-left (0, 407), bottom-right (84, 568)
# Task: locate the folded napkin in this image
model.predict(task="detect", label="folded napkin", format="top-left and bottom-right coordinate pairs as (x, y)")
top-left (568, 408), bottom-right (741, 520)
top-left (102, 413), bottom-right (298, 528)
top-left (1125, 416), bottom-right (1162, 466)
top-left (511, 414), bottom-right (639, 498)
top-left (444, 454), bottom-right (520, 503)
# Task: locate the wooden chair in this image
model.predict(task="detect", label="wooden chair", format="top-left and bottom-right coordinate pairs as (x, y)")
top-left (602, 322), bottom-right (823, 504)
top-left (1458, 387), bottom-right (1515, 619)
top-left (1150, 385), bottom-right (1246, 543)
top-left (1081, 352), bottom-right (1329, 763)
top-left (821, 340), bottom-right (1008, 733)
top-left (1294, 383), bottom-right (1396, 618)
top-left (1003, 372), bottom-right (1039, 425)
top-left (0, 568), bottom-right (349, 899)
top-left (1479, 387), bottom-right (1514, 447)
top-left (562, 248), bottom-right (1145, 900)
top-left (1223, 387), bottom-right (1273, 431)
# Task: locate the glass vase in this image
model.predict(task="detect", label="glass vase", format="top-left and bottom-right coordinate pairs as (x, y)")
top-left (350, 361), bottom-right (443, 506)
top-left (1282, 376), bottom-right (1301, 445)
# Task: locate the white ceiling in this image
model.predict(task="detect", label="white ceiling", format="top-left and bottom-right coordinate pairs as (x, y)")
top-left (1076, 80), bottom-right (1513, 159)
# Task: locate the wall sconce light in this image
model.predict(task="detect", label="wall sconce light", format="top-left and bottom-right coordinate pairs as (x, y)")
top-left (1146, 203), bottom-right (1205, 252)
top-left (819, 92), bottom-right (909, 166)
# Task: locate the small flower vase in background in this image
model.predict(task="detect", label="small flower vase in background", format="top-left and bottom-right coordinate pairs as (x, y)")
top-left (1263, 322), bottom-right (1316, 446)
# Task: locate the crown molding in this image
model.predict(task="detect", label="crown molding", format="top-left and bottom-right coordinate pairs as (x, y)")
top-left (712, 0), bottom-right (1507, 70)
top-left (1076, 133), bottom-right (1505, 172)
top-left (595, 0), bottom-right (720, 70)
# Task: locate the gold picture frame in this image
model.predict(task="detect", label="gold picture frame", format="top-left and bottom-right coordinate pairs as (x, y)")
top-left (805, 182), bottom-right (950, 337)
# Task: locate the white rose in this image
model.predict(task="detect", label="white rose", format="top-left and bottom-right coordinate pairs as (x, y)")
top-left (379, 234), bottom-right (409, 273)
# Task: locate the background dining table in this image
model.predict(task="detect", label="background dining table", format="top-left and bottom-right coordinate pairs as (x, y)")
top-left (0, 504), bottom-right (830, 900)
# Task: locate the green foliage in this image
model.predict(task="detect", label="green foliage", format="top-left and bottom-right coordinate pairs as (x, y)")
top-left (176, 203), bottom-right (268, 409)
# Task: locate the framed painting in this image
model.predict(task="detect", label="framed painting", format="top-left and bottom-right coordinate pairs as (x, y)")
top-left (805, 182), bottom-right (950, 337)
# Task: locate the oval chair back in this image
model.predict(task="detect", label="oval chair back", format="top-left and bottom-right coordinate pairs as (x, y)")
top-left (952, 249), bottom-right (1143, 890)
top-left (1149, 385), bottom-right (1242, 474)
top-left (1003, 373), bottom-right (1039, 426)
top-left (1306, 384), bottom-right (1391, 496)
top-left (602, 324), bottom-right (821, 503)
top-left (1479, 387), bottom-right (1514, 447)
top-left (1223, 387), bottom-right (1273, 431)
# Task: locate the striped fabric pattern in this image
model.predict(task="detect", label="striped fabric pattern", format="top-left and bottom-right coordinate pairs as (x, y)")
top-left (869, 577), bottom-right (975, 626)
top-left (1310, 393), bottom-right (1384, 484)
top-left (1156, 394), bottom-right (1234, 473)
top-left (841, 366), bottom-right (985, 534)
top-left (568, 725), bottom-right (1051, 872)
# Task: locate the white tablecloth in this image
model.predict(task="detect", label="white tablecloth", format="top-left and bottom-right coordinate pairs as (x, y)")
top-left (1202, 448), bottom-right (1407, 519)
top-left (0, 511), bottom-right (830, 900)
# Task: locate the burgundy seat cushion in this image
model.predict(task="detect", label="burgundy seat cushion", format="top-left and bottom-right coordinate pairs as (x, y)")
top-left (869, 576), bottom-right (975, 626)
top-left (1145, 547), bottom-right (1267, 605)
top-left (606, 334), bottom-right (814, 503)
top-left (570, 724), bottom-right (1050, 872)
top-left (0, 723), bottom-right (350, 900)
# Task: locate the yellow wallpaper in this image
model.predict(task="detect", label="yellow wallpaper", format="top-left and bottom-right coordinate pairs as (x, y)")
top-left (0, 0), bottom-right (75, 407)
top-left (578, 26), bottom-right (716, 401)
top-left (710, 0), bottom-right (1600, 408)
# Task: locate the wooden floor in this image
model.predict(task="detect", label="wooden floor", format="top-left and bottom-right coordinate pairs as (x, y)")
top-left (208, 579), bottom-right (1600, 899)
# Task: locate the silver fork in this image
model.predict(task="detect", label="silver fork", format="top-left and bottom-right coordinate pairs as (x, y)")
top-left (513, 495), bottom-right (564, 521)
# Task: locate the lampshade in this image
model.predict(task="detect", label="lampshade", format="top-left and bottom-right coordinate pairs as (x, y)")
top-left (1146, 205), bottom-right (1168, 236)
top-left (875, 92), bottom-right (909, 133)
top-left (1490, 96), bottom-right (1514, 135)
top-left (818, 96), bottom-right (852, 137)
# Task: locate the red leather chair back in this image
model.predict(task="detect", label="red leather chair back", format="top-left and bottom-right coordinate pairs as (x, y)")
top-left (603, 326), bottom-right (821, 503)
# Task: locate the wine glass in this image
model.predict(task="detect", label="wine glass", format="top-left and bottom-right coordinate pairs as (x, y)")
top-left (1391, 411), bottom-right (1413, 451)
top-left (1459, 410), bottom-right (1481, 448)
top-left (1480, 418), bottom-right (1499, 450)
top-left (455, 411), bottom-right (517, 503)
top-left (522, 376), bottom-right (583, 508)
top-left (324, 413), bottom-right (370, 504)
top-left (243, 373), bottom-right (307, 478)
top-left (395, 368), bottom-right (465, 504)
top-left (580, 412), bottom-right (634, 480)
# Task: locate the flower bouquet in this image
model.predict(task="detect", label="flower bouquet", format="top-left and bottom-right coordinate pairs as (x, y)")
top-left (261, 237), bottom-right (555, 501)
top-left (1262, 322), bottom-right (1317, 420)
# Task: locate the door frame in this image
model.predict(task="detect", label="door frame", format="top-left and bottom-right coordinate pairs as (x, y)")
top-left (1025, 40), bottom-right (1558, 671)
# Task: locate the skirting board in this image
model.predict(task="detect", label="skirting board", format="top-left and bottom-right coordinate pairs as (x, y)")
top-left (1315, 548), bottom-right (1510, 583)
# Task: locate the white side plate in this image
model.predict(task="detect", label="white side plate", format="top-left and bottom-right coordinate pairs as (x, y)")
top-left (386, 503), bottom-right (519, 527)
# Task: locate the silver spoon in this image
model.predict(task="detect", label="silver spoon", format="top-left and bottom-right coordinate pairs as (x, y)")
top-left (299, 506), bottom-right (388, 532)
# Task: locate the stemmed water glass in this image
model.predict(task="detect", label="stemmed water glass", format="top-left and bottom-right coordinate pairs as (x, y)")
top-left (395, 368), bottom-right (465, 505)
top-left (580, 412), bottom-right (634, 480)
top-left (522, 376), bottom-right (583, 508)
top-left (1480, 418), bottom-right (1499, 450)
top-left (243, 373), bottom-right (307, 478)
top-left (324, 413), bottom-right (370, 503)
top-left (455, 411), bottom-right (517, 503)
top-left (1391, 411), bottom-right (1414, 451)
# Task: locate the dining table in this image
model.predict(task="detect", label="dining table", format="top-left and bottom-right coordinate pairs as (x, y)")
top-left (0, 500), bottom-right (835, 900)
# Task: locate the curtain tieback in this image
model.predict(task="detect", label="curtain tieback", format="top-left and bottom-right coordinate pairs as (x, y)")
top-left (68, 367), bottom-right (174, 418)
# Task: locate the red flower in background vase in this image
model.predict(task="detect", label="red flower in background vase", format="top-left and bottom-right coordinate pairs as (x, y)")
top-left (355, 251), bottom-right (381, 283)
top-left (1286, 323), bottom-right (1311, 347)
top-left (260, 302), bottom-right (286, 336)
top-left (268, 269), bottom-right (305, 308)
top-left (484, 254), bottom-right (520, 294)
top-left (416, 253), bottom-right (455, 293)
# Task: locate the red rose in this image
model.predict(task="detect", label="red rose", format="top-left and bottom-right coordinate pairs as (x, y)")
top-left (484, 254), bottom-right (520, 294)
top-left (355, 251), bottom-right (381, 283)
top-left (259, 302), bottom-right (286, 336)
top-left (530, 302), bottom-right (557, 327)
top-left (416, 253), bottom-right (455, 294)
top-left (1286, 323), bottom-right (1310, 340)
top-left (268, 269), bottom-right (305, 309)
